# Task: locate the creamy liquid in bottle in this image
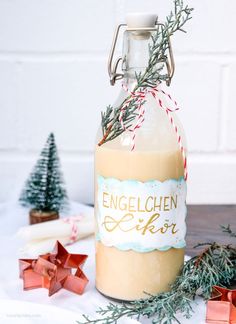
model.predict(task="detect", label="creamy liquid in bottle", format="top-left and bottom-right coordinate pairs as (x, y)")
top-left (95, 13), bottom-right (187, 301)
top-left (95, 147), bottom-right (185, 300)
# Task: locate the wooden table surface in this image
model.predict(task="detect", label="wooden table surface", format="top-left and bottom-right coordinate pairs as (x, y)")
top-left (186, 205), bottom-right (236, 256)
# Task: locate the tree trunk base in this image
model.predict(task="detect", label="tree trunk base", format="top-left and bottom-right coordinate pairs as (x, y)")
top-left (29, 209), bottom-right (59, 225)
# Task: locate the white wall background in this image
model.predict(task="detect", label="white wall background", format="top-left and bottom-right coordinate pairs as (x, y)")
top-left (0, 0), bottom-right (236, 205)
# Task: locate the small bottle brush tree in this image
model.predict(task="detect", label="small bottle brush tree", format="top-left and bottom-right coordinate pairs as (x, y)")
top-left (19, 133), bottom-right (69, 224)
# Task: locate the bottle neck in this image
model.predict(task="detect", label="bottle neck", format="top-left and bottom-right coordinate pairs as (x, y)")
top-left (122, 30), bottom-right (153, 91)
top-left (122, 71), bottom-right (142, 91)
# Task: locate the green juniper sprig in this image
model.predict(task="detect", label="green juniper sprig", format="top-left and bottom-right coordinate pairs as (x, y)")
top-left (78, 242), bottom-right (236, 324)
top-left (98, 0), bottom-right (193, 147)
top-left (137, 0), bottom-right (193, 88)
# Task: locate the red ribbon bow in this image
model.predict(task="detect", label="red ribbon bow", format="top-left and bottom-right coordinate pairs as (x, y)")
top-left (206, 286), bottom-right (236, 324)
top-left (19, 241), bottom-right (89, 296)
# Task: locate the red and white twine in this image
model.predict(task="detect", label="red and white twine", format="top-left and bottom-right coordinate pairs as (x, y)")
top-left (119, 84), bottom-right (188, 181)
top-left (63, 215), bottom-right (83, 243)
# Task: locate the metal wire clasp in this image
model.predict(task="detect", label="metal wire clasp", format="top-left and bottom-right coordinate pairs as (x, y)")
top-left (108, 20), bottom-right (175, 86)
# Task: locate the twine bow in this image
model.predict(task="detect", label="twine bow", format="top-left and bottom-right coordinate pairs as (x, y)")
top-left (119, 84), bottom-right (188, 181)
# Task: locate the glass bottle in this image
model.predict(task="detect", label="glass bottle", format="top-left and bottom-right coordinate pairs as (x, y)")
top-left (95, 13), bottom-right (187, 301)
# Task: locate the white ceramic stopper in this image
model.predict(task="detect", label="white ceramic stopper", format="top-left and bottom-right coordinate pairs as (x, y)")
top-left (126, 13), bottom-right (157, 29)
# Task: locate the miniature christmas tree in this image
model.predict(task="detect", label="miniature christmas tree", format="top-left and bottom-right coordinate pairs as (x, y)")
top-left (19, 133), bottom-right (69, 224)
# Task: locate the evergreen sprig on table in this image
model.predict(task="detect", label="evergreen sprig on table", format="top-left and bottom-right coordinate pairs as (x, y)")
top-left (221, 224), bottom-right (236, 238)
top-left (19, 133), bottom-right (68, 213)
top-left (98, 0), bottom-right (193, 147)
top-left (78, 228), bottom-right (236, 324)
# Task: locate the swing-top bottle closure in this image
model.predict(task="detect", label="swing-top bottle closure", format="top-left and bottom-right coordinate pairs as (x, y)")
top-left (108, 12), bottom-right (175, 86)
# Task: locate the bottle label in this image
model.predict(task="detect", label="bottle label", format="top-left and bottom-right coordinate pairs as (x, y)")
top-left (96, 175), bottom-right (187, 252)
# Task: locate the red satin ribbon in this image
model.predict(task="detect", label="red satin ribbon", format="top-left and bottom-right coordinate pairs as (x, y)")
top-left (206, 286), bottom-right (236, 324)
